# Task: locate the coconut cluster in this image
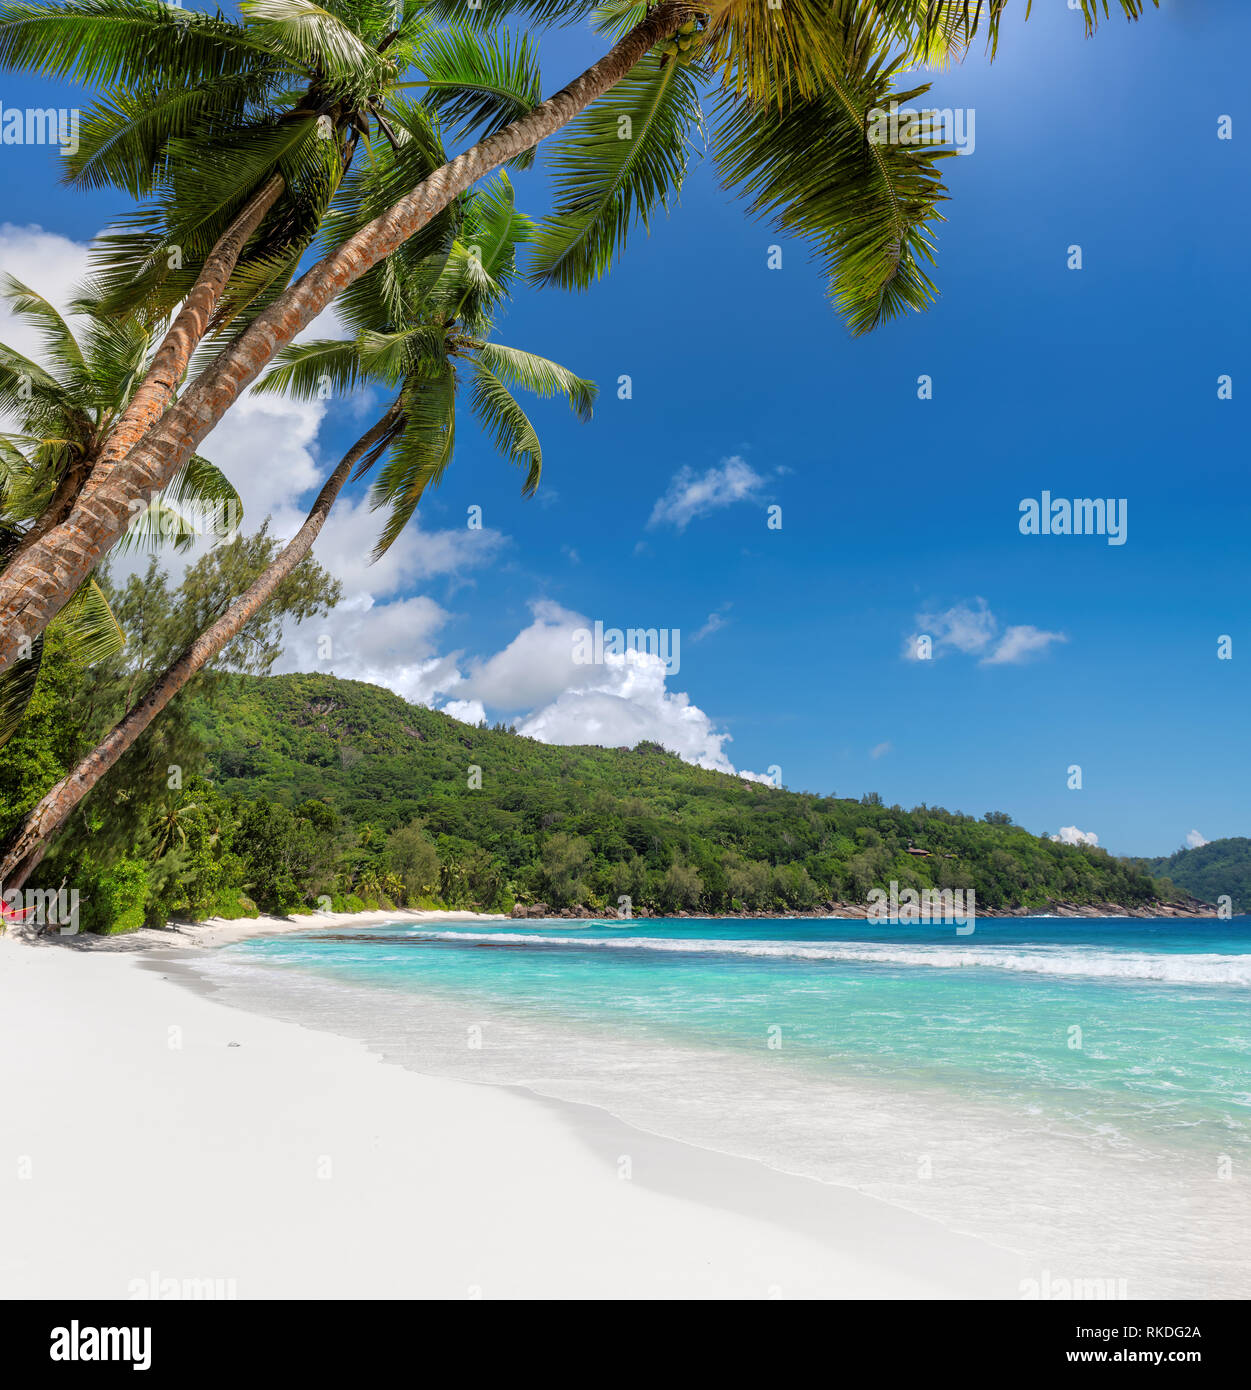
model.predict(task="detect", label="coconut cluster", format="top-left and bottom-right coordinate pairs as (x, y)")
top-left (659, 19), bottom-right (702, 62)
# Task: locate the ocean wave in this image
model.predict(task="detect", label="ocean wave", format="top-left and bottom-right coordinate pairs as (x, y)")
top-left (397, 931), bottom-right (1251, 986)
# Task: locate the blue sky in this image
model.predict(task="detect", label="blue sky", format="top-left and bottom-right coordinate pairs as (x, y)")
top-left (2, 0), bottom-right (1247, 856)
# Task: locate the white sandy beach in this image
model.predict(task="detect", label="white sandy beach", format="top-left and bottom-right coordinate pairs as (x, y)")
top-left (0, 911), bottom-right (1029, 1299)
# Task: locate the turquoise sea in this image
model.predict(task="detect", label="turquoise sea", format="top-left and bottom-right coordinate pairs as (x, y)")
top-left (194, 914), bottom-right (1251, 1296)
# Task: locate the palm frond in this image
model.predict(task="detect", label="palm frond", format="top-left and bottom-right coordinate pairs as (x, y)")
top-left (867, 0), bottom-right (1155, 58)
top-left (320, 97), bottom-right (455, 332)
top-left (410, 24), bottom-right (542, 168)
top-left (117, 452), bottom-right (242, 553)
top-left (713, 9), bottom-right (949, 335)
top-left (468, 361), bottom-right (543, 493)
top-left (0, 345), bottom-right (73, 420)
top-left (253, 337), bottom-right (369, 399)
top-left (0, 0), bottom-right (276, 88)
top-left (0, 629), bottom-right (42, 748)
top-left (57, 574), bottom-right (127, 665)
top-left (67, 68), bottom-right (284, 196)
top-left (0, 276), bottom-right (85, 376)
top-left (368, 364), bottom-right (456, 557)
top-left (474, 341), bottom-right (596, 421)
top-left (239, 0), bottom-right (381, 78)
top-left (530, 51), bottom-right (704, 290)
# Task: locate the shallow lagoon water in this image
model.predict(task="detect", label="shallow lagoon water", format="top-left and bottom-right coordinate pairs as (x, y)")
top-left (194, 914), bottom-right (1251, 1296)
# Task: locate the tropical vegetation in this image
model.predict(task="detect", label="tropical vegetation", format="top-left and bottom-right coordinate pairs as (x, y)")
top-left (0, 0), bottom-right (1158, 669)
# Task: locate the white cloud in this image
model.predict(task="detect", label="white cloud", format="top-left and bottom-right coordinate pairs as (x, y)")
top-left (0, 223), bottom-right (93, 365)
top-left (981, 624), bottom-right (1068, 666)
top-left (279, 594), bottom-right (758, 777)
top-left (911, 598), bottom-right (997, 656)
top-left (515, 645), bottom-right (737, 772)
top-left (457, 600), bottom-right (589, 710)
top-left (905, 598), bottom-right (1066, 666)
top-left (693, 607), bottom-right (731, 642)
top-left (443, 698), bottom-right (486, 726)
top-left (203, 391), bottom-right (326, 533)
top-left (1050, 826), bottom-right (1099, 847)
top-left (739, 768), bottom-right (780, 787)
top-left (1185, 829), bottom-right (1209, 849)
top-left (275, 593), bottom-right (458, 703)
top-left (870, 741), bottom-right (893, 760)
top-left (647, 456), bottom-right (764, 531)
top-left (307, 494), bottom-right (505, 600)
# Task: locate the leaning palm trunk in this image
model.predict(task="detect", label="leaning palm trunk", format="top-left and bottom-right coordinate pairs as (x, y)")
top-left (0, 3), bottom-right (690, 672)
top-left (0, 404), bottom-right (400, 894)
top-left (90, 174), bottom-right (286, 476)
top-left (1, 174), bottom-right (284, 571)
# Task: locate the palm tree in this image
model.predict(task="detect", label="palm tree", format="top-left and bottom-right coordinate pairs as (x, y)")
top-left (0, 0), bottom-right (1157, 666)
top-left (150, 790), bottom-right (199, 860)
top-left (0, 0), bottom-right (472, 546)
top-left (0, 274), bottom-right (242, 742)
top-left (0, 174), bottom-right (594, 890)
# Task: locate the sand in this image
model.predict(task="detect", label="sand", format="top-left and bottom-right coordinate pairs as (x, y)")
top-left (0, 913), bottom-right (1029, 1299)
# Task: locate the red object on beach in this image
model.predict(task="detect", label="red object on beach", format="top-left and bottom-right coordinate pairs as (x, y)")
top-left (0, 898), bottom-right (34, 922)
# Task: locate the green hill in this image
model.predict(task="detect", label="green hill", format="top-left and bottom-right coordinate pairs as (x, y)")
top-left (1133, 839), bottom-right (1251, 915)
top-left (186, 671), bottom-right (1179, 917)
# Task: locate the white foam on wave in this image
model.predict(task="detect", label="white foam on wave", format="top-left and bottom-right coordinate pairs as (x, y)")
top-left (402, 930), bottom-right (1251, 987)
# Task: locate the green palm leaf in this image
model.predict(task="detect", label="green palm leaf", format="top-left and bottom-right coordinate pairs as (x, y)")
top-left (468, 361), bottom-right (543, 493)
top-left (0, 347), bottom-right (71, 421)
top-left (0, 0), bottom-right (277, 89)
top-left (68, 69), bottom-right (284, 197)
top-left (368, 365), bottom-right (456, 557)
top-left (0, 630), bottom-right (43, 747)
top-left (254, 337), bottom-right (369, 400)
top-left (117, 453), bottom-right (243, 553)
top-left (474, 341), bottom-right (596, 421)
top-left (410, 24), bottom-right (542, 168)
top-left (868, 0), bottom-right (1155, 58)
top-left (529, 51), bottom-right (704, 290)
top-left (238, 0), bottom-right (381, 78)
top-left (713, 10), bottom-right (949, 335)
top-left (53, 577), bottom-right (127, 672)
top-left (0, 276), bottom-right (86, 376)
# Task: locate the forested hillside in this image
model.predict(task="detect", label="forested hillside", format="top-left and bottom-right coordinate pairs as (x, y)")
top-left (181, 671), bottom-right (1174, 919)
top-left (1133, 839), bottom-right (1251, 915)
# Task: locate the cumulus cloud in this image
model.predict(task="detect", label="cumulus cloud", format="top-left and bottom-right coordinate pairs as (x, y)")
top-left (455, 600), bottom-right (588, 710)
top-left (306, 495), bottom-right (505, 600)
top-left (647, 456), bottom-right (765, 531)
top-left (443, 698), bottom-right (486, 726)
top-left (515, 645), bottom-right (737, 772)
top-left (275, 593), bottom-right (458, 703)
top-left (905, 598), bottom-right (1066, 666)
top-left (1050, 826), bottom-right (1099, 847)
top-left (284, 594), bottom-right (758, 776)
top-left (1185, 829), bottom-right (1209, 849)
top-left (0, 224), bottom-right (93, 363)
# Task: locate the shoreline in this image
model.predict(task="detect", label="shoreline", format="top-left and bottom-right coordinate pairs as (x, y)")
top-left (0, 923), bottom-right (1029, 1298)
top-left (15, 905), bottom-right (510, 953)
top-left (11, 896), bottom-right (1224, 959)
